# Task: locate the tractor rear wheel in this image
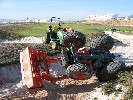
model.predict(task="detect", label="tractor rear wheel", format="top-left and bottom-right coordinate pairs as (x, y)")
top-left (66, 63), bottom-right (93, 80)
top-left (97, 61), bottom-right (126, 81)
top-left (88, 34), bottom-right (114, 51)
top-left (63, 31), bottom-right (86, 49)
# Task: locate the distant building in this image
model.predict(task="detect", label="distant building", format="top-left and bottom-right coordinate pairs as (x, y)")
top-left (34, 19), bottom-right (48, 23)
top-left (124, 15), bottom-right (133, 20)
top-left (86, 13), bottom-right (118, 21)
top-left (117, 17), bottom-right (126, 20)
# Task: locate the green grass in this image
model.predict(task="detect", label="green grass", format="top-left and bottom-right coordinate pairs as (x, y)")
top-left (17, 23), bottom-right (48, 37)
top-left (114, 26), bottom-right (133, 32)
top-left (61, 23), bottom-right (108, 33)
top-left (1, 22), bottom-right (133, 38)
top-left (15, 23), bottom-right (113, 37)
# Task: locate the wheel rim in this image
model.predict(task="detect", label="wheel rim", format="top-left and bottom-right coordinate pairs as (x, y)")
top-left (65, 39), bottom-right (81, 48)
top-left (66, 40), bottom-right (72, 46)
top-left (76, 40), bottom-right (81, 47)
top-left (72, 72), bottom-right (88, 79)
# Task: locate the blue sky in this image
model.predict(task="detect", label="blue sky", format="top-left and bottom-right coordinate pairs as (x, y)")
top-left (0, 0), bottom-right (133, 21)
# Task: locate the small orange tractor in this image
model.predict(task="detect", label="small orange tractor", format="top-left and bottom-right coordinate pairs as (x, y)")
top-left (20, 43), bottom-right (126, 89)
top-left (20, 19), bottom-right (126, 89)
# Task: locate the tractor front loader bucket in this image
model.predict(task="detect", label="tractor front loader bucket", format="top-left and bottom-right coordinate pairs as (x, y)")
top-left (20, 47), bottom-right (42, 88)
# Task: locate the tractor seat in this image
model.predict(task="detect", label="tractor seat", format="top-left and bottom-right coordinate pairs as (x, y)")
top-left (51, 26), bottom-right (58, 39)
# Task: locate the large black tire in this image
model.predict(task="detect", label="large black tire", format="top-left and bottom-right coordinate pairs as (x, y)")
top-left (97, 61), bottom-right (126, 81)
top-left (89, 34), bottom-right (114, 51)
top-left (66, 63), bottom-right (93, 80)
top-left (63, 31), bottom-right (86, 49)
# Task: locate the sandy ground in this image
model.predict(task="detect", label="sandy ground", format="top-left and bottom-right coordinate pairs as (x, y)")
top-left (105, 31), bottom-right (133, 66)
top-left (0, 76), bottom-right (103, 100)
top-left (0, 31), bottom-right (133, 100)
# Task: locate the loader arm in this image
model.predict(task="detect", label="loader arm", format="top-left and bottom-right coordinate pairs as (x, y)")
top-left (20, 47), bottom-right (68, 88)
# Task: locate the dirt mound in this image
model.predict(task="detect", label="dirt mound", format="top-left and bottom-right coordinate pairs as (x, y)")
top-left (0, 43), bottom-right (59, 65)
top-left (86, 20), bottom-right (133, 26)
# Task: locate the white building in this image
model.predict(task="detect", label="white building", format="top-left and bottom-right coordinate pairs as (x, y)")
top-left (117, 17), bottom-right (125, 20)
top-left (124, 15), bottom-right (133, 20)
top-left (86, 13), bottom-right (118, 21)
top-left (33, 19), bottom-right (48, 23)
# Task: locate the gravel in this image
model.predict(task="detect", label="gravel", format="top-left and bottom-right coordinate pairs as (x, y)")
top-left (0, 36), bottom-right (43, 43)
top-left (106, 31), bottom-right (133, 66)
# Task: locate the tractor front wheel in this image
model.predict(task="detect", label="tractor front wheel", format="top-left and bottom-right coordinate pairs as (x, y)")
top-left (66, 63), bottom-right (93, 80)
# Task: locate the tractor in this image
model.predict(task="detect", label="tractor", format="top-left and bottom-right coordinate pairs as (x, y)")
top-left (20, 23), bottom-right (126, 88)
top-left (42, 17), bottom-right (86, 50)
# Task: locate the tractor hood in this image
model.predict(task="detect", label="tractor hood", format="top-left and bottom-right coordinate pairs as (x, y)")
top-left (57, 30), bottom-right (65, 44)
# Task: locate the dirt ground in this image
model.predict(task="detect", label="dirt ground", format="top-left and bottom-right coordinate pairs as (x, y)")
top-left (0, 31), bottom-right (133, 100)
top-left (0, 76), bottom-right (103, 100)
top-left (86, 20), bottom-right (133, 26)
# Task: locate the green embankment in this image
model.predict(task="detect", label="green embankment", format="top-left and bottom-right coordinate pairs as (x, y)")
top-left (0, 23), bottom-right (133, 38)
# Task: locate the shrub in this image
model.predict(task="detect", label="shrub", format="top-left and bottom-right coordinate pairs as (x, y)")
top-left (117, 70), bottom-right (133, 100)
top-left (124, 86), bottom-right (133, 100)
top-left (101, 82), bottom-right (116, 95)
top-left (0, 43), bottom-right (60, 66)
top-left (0, 25), bottom-right (25, 40)
top-left (117, 70), bottom-right (133, 87)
